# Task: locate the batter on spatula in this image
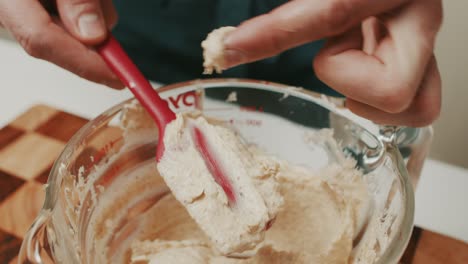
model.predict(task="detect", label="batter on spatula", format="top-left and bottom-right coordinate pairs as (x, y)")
top-left (157, 112), bottom-right (283, 255)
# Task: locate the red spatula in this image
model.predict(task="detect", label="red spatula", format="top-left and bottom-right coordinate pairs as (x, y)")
top-left (96, 35), bottom-right (235, 203)
top-left (97, 36), bottom-right (175, 160)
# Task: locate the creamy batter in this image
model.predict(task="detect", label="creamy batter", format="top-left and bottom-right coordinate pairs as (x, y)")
top-left (132, 154), bottom-right (369, 264)
top-left (116, 84), bottom-right (372, 263)
top-left (157, 112), bottom-right (283, 255)
top-left (72, 101), bottom-right (373, 263)
top-left (121, 107), bottom-right (370, 263)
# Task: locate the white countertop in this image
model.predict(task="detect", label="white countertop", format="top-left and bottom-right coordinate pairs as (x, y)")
top-left (1, 38), bottom-right (467, 243)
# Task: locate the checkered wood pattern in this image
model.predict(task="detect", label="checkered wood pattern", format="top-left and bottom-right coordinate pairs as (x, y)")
top-left (0, 105), bottom-right (466, 263)
top-left (0, 105), bottom-right (87, 263)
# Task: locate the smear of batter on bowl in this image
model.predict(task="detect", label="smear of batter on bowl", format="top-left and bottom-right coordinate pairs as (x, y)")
top-left (225, 91), bottom-right (237, 102)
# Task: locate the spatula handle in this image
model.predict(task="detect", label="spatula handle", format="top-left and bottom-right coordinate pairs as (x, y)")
top-left (97, 35), bottom-right (176, 128)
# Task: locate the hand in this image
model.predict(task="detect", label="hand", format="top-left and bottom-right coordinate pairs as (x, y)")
top-left (224, 0), bottom-right (442, 127)
top-left (0, 0), bottom-right (123, 89)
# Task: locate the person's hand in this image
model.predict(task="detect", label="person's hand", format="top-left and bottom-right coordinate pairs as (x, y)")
top-left (0, 0), bottom-right (123, 88)
top-left (224, 0), bottom-right (442, 127)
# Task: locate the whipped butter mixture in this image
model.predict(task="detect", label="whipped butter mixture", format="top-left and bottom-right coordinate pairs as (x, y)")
top-left (71, 101), bottom-right (372, 264)
top-left (132, 161), bottom-right (368, 264)
top-left (157, 112), bottom-right (283, 255)
top-left (126, 112), bottom-right (369, 264)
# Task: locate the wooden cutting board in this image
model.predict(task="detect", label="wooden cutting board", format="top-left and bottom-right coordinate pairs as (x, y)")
top-left (0, 104), bottom-right (467, 264)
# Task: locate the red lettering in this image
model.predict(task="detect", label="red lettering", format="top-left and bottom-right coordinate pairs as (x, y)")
top-left (168, 92), bottom-right (199, 108)
top-left (182, 92), bottom-right (195, 106)
top-left (168, 94), bottom-right (183, 108)
top-left (246, 119), bottom-right (262, 126)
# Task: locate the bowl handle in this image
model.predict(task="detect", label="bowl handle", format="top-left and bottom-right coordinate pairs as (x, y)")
top-left (18, 210), bottom-right (54, 264)
top-left (380, 125), bottom-right (433, 188)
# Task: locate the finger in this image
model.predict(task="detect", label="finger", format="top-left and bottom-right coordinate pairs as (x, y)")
top-left (39, 0), bottom-right (117, 37)
top-left (374, 0), bottom-right (442, 102)
top-left (361, 17), bottom-right (381, 55)
top-left (0, 0), bottom-right (123, 89)
top-left (317, 26), bottom-right (363, 58)
top-left (346, 56), bottom-right (441, 127)
top-left (56, 0), bottom-right (107, 44)
top-left (223, 0), bottom-right (408, 67)
top-left (314, 0), bottom-right (442, 113)
top-left (101, 0), bottom-right (118, 29)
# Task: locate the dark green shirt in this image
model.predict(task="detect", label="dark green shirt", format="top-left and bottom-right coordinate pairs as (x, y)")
top-left (113, 0), bottom-right (338, 96)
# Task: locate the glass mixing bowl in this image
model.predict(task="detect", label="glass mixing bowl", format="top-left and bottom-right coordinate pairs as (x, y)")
top-left (18, 79), bottom-right (432, 264)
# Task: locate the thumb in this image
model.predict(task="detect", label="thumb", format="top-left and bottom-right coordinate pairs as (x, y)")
top-left (56, 0), bottom-right (107, 44)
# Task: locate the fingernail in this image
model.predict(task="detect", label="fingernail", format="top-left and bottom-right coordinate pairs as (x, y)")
top-left (78, 13), bottom-right (105, 39)
top-left (223, 49), bottom-right (247, 68)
